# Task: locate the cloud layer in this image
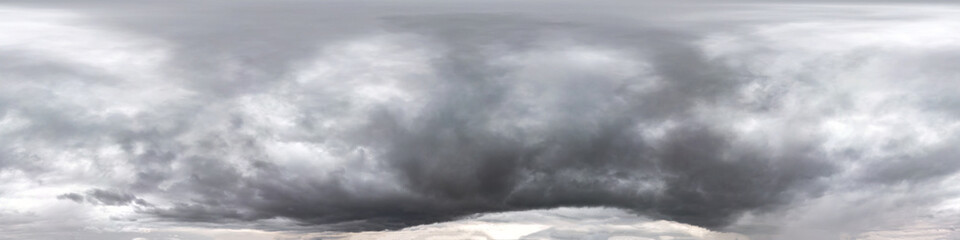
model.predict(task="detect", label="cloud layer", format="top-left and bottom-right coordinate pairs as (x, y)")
top-left (1, 1), bottom-right (960, 239)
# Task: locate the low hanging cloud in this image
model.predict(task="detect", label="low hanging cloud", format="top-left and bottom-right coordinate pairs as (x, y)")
top-left (2, 1), bottom-right (960, 240)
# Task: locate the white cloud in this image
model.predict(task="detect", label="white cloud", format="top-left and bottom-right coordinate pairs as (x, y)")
top-left (698, 5), bottom-right (960, 240)
top-left (0, 6), bottom-right (182, 239)
top-left (319, 207), bottom-right (748, 240)
top-left (2, 2), bottom-right (960, 240)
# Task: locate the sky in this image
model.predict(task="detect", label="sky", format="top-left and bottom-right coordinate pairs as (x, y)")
top-left (1, 0), bottom-right (960, 239)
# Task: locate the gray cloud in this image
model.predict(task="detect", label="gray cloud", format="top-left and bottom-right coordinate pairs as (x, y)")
top-left (2, 1), bottom-right (960, 239)
top-left (85, 189), bottom-right (151, 206)
top-left (56, 193), bottom-right (84, 203)
top-left (56, 189), bottom-right (151, 206)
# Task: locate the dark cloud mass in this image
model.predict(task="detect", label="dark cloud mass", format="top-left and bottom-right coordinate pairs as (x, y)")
top-left (1, 1), bottom-right (960, 239)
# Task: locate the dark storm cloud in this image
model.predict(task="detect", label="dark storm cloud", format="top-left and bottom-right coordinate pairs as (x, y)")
top-left (122, 12), bottom-right (843, 231)
top-left (2, 1), bottom-right (960, 238)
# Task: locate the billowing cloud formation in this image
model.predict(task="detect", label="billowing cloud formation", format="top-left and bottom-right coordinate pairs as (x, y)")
top-left (1, 1), bottom-right (960, 240)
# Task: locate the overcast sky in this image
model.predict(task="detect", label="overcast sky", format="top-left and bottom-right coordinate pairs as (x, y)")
top-left (1, 1), bottom-right (960, 240)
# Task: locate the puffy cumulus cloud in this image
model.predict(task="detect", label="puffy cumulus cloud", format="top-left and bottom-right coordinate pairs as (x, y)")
top-left (1, 1), bottom-right (960, 240)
